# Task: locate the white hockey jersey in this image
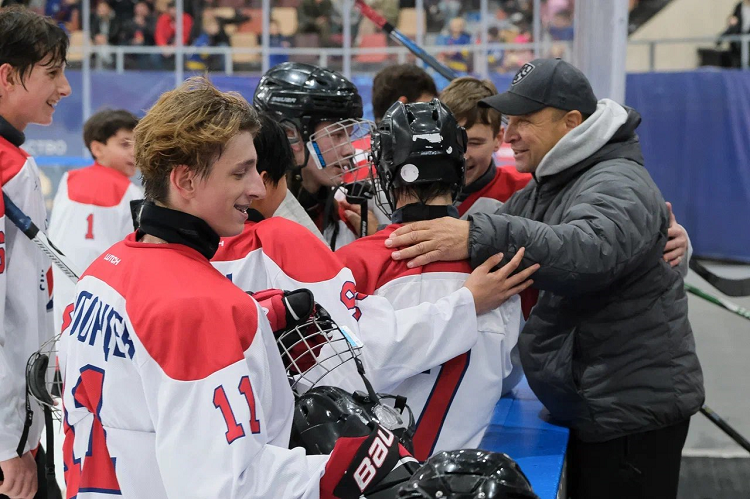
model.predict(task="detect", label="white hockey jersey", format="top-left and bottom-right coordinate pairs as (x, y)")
top-left (49, 163), bottom-right (142, 336)
top-left (0, 134), bottom-right (54, 461)
top-left (211, 217), bottom-right (480, 395)
top-left (59, 234), bottom-right (333, 498)
top-left (336, 224), bottom-right (522, 461)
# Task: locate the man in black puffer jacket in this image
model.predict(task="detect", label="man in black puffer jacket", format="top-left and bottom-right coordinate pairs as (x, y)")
top-left (383, 58), bottom-right (704, 499)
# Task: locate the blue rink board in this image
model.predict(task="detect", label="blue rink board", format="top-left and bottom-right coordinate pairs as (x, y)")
top-left (480, 378), bottom-right (569, 499)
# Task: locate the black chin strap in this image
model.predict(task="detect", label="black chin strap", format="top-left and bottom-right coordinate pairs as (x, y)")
top-left (136, 201), bottom-right (220, 260)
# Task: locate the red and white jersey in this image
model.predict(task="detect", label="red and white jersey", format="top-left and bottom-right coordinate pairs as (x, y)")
top-left (59, 234), bottom-right (331, 498)
top-left (0, 136), bottom-right (54, 461)
top-left (49, 163), bottom-right (143, 337)
top-left (211, 217), bottom-right (479, 395)
top-left (336, 224), bottom-right (522, 460)
top-left (456, 165), bottom-right (532, 220)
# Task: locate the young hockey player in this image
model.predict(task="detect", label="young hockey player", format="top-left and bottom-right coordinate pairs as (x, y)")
top-left (0, 7), bottom-right (71, 498)
top-left (244, 112), bottom-right (325, 240)
top-left (58, 77), bottom-right (412, 499)
top-left (254, 62), bottom-right (378, 249)
top-left (336, 99), bottom-right (538, 461)
top-left (48, 109), bottom-right (143, 338)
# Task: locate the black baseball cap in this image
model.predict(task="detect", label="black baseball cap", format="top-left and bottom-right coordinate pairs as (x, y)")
top-left (479, 58), bottom-right (598, 116)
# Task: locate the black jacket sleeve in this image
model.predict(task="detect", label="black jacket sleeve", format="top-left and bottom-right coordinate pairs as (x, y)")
top-left (468, 162), bottom-right (668, 296)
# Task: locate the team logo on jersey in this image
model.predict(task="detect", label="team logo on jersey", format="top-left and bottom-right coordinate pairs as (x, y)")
top-left (512, 63), bottom-right (535, 85)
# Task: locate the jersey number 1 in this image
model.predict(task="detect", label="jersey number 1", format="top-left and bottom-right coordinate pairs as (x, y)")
top-left (85, 213), bottom-right (95, 240)
top-left (213, 376), bottom-right (261, 444)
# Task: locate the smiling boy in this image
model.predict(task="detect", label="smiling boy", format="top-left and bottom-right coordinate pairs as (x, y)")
top-left (0, 7), bottom-right (71, 499)
top-left (48, 109), bottom-right (143, 340)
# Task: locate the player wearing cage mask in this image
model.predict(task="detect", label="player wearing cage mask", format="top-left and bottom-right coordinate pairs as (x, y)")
top-left (336, 99), bottom-right (537, 460)
top-left (254, 62), bottom-right (378, 249)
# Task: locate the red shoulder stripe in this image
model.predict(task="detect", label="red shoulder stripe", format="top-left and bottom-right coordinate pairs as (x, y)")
top-left (0, 136), bottom-right (29, 186)
top-left (458, 166), bottom-right (532, 217)
top-left (215, 218), bottom-right (346, 283)
top-left (66, 164), bottom-right (133, 207)
top-left (336, 225), bottom-right (472, 294)
top-left (82, 236), bottom-right (259, 381)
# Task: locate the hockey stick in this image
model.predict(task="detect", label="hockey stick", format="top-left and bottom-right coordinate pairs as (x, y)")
top-left (700, 405), bottom-right (750, 453)
top-left (2, 190), bottom-right (81, 282)
top-left (685, 283), bottom-right (750, 321)
top-left (354, 0), bottom-right (458, 82)
top-left (689, 258), bottom-right (750, 297)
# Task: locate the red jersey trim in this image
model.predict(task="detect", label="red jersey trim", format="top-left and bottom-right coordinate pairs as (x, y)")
top-left (214, 218), bottom-right (346, 283)
top-left (66, 163), bottom-right (133, 207)
top-left (0, 135), bottom-right (29, 186)
top-left (336, 225), bottom-right (472, 294)
top-left (411, 351), bottom-right (471, 461)
top-left (82, 234), bottom-right (259, 381)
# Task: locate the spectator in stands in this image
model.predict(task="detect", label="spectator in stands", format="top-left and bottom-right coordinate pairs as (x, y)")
top-left (50, 0), bottom-right (81, 33)
top-left (91, 1), bottom-right (121, 67)
top-left (383, 58), bottom-right (704, 499)
top-left (187, 8), bottom-right (232, 72)
top-left (120, 1), bottom-right (157, 69)
top-left (436, 17), bottom-right (472, 73)
top-left (722, 0), bottom-right (750, 67)
top-left (547, 9), bottom-right (574, 41)
top-left (266, 19), bottom-right (291, 68)
top-left (371, 63), bottom-right (438, 123)
top-left (109, 0), bottom-right (137, 25)
top-left (155, 0), bottom-right (193, 68)
top-left (298, 0), bottom-right (333, 47)
top-left (155, 0), bottom-right (193, 47)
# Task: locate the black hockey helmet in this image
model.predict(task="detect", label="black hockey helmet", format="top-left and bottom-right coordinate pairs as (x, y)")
top-left (396, 449), bottom-right (539, 499)
top-left (370, 98), bottom-right (467, 216)
top-left (291, 385), bottom-right (415, 456)
top-left (253, 62), bottom-right (364, 144)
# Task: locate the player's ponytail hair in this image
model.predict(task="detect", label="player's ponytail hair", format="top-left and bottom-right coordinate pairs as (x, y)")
top-left (134, 76), bottom-right (261, 203)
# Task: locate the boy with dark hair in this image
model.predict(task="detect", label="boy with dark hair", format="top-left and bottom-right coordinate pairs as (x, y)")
top-left (371, 64), bottom-right (438, 123)
top-left (48, 108), bottom-right (143, 344)
top-left (247, 113), bottom-right (325, 240)
top-left (0, 7), bottom-right (71, 498)
top-left (336, 99), bottom-right (537, 460)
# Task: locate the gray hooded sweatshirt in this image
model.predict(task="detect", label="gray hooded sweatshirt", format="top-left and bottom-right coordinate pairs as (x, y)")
top-left (468, 99), bottom-right (704, 442)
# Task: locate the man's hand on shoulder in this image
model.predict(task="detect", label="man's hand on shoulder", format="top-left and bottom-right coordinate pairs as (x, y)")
top-left (385, 217), bottom-right (470, 267)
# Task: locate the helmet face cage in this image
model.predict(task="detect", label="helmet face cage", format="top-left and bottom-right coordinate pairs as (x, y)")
top-left (275, 304), bottom-right (364, 394)
top-left (26, 333), bottom-right (62, 421)
top-left (306, 118), bottom-right (375, 185)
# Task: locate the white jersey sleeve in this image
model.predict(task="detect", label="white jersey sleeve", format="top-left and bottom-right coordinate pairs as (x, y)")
top-left (60, 238), bottom-right (330, 498)
top-left (48, 164), bottom-right (142, 336)
top-left (211, 218), bottom-right (479, 395)
top-left (337, 225), bottom-right (522, 459)
top-left (0, 140), bottom-right (53, 461)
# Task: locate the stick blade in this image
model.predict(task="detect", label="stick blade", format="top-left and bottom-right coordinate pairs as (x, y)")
top-left (690, 259), bottom-right (750, 297)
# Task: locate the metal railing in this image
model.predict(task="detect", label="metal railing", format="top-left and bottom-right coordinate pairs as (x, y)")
top-left (629, 34), bottom-right (750, 71)
top-left (68, 40), bottom-right (572, 77)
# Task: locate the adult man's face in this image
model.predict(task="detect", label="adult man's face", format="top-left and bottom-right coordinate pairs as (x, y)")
top-left (503, 107), bottom-right (572, 173)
